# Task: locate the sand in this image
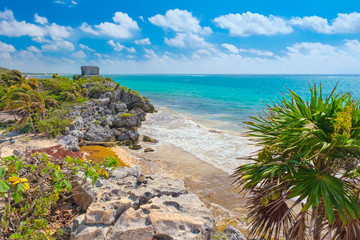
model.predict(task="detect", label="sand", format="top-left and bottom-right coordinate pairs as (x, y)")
top-left (0, 132), bottom-right (58, 158)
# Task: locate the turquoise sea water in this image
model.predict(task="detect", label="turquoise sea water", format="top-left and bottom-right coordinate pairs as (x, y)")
top-left (106, 75), bottom-right (360, 173)
top-left (109, 74), bottom-right (360, 131)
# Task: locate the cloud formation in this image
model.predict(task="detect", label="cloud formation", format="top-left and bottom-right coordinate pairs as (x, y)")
top-left (149, 9), bottom-right (212, 34)
top-left (214, 12), bottom-right (293, 36)
top-left (134, 38), bottom-right (151, 45)
top-left (80, 12), bottom-right (139, 38)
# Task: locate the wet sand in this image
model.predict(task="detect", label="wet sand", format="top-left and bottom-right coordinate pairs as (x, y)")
top-left (112, 141), bottom-right (251, 233)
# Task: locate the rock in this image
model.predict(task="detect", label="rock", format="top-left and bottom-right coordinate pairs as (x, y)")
top-left (101, 115), bottom-right (114, 127)
top-left (129, 144), bottom-right (142, 150)
top-left (65, 127), bottom-right (71, 135)
top-left (84, 124), bottom-right (115, 142)
top-left (59, 135), bottom-right (80, 151)
top-left (71, 117), bottom-right (84, 131)
top-left (117, 129), bottom-right (139, 143)
top-left (70, 166), bottom-right (214, 240)
top-left (120, 91), bottom-right (143, 110)
top-left (223, 226), bottom-right (246, 240)
top-left (112, 102), bottom-right (128, 113)
top-left (130, 108), bottom-right (146, 121)
top-left (70, 214), bottom-right (110, 240)
top-left (95, 98), bottom-right (110, 107)
top-left (113, 113), bottom-right (141, 128)
top-left (142, 135), bottom-right (158, 144)
top-left (144, 147), bottom-right (154, 153)
top-left (70, 130), bottom-right (84, 140)
top-left (13, 149), bottom-right (25, 158)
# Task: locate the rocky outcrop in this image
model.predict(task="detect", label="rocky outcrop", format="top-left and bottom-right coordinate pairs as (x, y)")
top-left (59, 89), bottom-right (155, 151)
top-left (70, 166), bottom-right (215, 240)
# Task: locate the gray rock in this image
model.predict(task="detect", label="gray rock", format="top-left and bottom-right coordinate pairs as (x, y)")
top-left (65, 127), bottom-right (71, 135)
top-left (101, 115), bottom-right (114, 127)
top-left (130, 108), bottom-right (146, 121)
top-left (223, 226), bottom-right (246, 240)
top-left (84, 124), bottom-right (115, 142)
top-left (120, 91), bottom-right (143, 110)
top-left (112, 102), bottom-right (128, 113)
top-left (70, 130), bottom-right (84, 140)
top-left (59, 135), bottom-right (79, 151)
top-left (70, 214), bottom-right (110, 240)
top-left (117, 129), bottom-right (139, 143)
top-left (113, 113), bottom-right (141, 128)
top-left (95, 98), bottom-right (110, 107)
top-left (69, 110), bottom-right (82, 118)
top-left (71, 117), bottom-right (84, 131)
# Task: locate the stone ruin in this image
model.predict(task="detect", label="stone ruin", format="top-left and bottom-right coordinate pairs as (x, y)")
top-left (80, 66), bottom-right (102, 78)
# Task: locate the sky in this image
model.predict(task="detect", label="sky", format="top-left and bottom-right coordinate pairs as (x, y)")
top-left (0, 0), bottom-right (360, 74)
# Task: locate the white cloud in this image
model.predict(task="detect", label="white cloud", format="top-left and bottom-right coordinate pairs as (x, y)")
top-left (165, 33), bottom-right (212, 49)
top-left (71, 1), bottom-right (77, 5)
top-left (344, 39), bottom-right (360, 53)
top-left (149, 9), bottom-right (212, 34)
top-left (42, 40), bottom-right (75, 52)
top-left (80, 12), bottom-right (139, 38)
top-left (134, 38), bottom-right (151, 45)
top-left (221, 43), bottom-right (239, 54)
top-left (54, 0), bottom-right (65, 4)
top-left (286, 42), bottom-right (337, 55)
top-left (291, 12), bottom-right (360, 34)
top-left (34, 13), bottom-right (48, 25)
top-left (144, 49), bottom-right (157, 59)
top-left (79, 43), bottom-right (95, 52)
top-left (107, 40), bottom-right (125, 51)
top-left (0, 10), bottom-right (71, 43)
top-left (127, 47), bottom-right (136, 53)
top-left (72, 50), bottom-right (86, 58)
top-left (27, 45), bottom-right (41, 53)
top-left (213, 12), bottom-right (293, 36)
top-left (0, 41), bottom-right (16, 52)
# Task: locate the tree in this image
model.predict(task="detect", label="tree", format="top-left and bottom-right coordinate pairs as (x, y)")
top-left (234, 84), bottom-right (360, 240)
top-left (5, 90), bottom-right (45, 134)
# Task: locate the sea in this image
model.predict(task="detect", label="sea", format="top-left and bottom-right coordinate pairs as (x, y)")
top-left (106, 75), bottom-right (360, 174)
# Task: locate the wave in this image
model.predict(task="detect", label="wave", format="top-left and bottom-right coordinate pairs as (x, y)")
top-left (139, 108), bottom-right (259, 174)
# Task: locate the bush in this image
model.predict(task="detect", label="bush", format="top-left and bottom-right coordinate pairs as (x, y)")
top-left (0, 152), bottom-right (119, 239)
top-left (36, 116), bottom-right (71, 138)
top-left (79, 145), bottom-right (128, 167)
top-left (17, 122), bottom-right (32, 134)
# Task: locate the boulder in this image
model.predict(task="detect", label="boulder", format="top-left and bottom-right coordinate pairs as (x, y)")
top-left (70, 130), bottom-right (84, 140)
top-left (59, 135), bottom-right (80, 151)
top-left (70, 166), bottom-right (215, 240)
top-left (112, 102), bottom-right (128, 113)
top-left (84, 124), bottom-right (115, 142)
top-left (143, 135), bottom-right (158, 144)
top-left (129, 144), bottom-right (142, 150)
top-left (95, 98), bottom-right (110, 107)
top-left (101, 115), bottom-right (114, 127)
top-left (71, 117), bottom-right (84, 131)
top-left (117, 129), bottom-right (139, 143)
top-left (130, 108), bottom-right (146, 121)
top-left (144, 147), bottom-right (154, 153)
top-left (120, 91), bottom-right (143, 110)
top-left (113, 113), bottom-right (141, 128)
top-left (223, 226), bottom-right (246, 240)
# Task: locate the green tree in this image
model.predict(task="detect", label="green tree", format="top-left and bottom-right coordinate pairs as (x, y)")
top-left (234, 85), bottom-right (360, 240)
top-left (5, 90), bottom-right (45, 134)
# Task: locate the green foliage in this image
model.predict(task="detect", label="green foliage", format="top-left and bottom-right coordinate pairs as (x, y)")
top-left (234, 84), bottom-right (360, 240)
top-left (120, 113), bottom-right (134, 117)
top-left (18, 122), bottom-right (32, 134)
top-left (0, 152), bottom-right (119, 239)
top-left (89, 85), bottom-right (115, 96)
top-left (36, 113), bottom-right (71, 138)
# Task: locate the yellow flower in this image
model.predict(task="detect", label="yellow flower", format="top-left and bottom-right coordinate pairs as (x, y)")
top-left (55, 165), bottom-right (62, 172)
top-left (97, 169), bottom-right (109, 178)
top-left (9, 177), bottom-right (28, 185)
top-left (23, 182), bottom-right (30, 192)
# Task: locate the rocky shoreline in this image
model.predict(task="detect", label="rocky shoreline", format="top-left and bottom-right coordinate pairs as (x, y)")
top-left (59, 82), bottom-right (155, 152)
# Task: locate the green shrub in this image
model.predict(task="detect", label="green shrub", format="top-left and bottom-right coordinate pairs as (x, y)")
top-left (76, 96), bottom-right (87, 104)
top-left (36, 116), bottom-right (71, 138)
top-left (17, 123), bottom-right (32, 134)
top-left (0, 153), bottom-right (119, 239)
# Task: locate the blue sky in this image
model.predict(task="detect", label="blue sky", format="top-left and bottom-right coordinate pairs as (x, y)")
top-left (0, 0), bottom-right (360, 74)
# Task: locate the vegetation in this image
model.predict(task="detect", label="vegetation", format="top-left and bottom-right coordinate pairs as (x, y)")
top-left (0, 152), bottom-right (119, 239)
top-left (79, 145), bottom-right (128, 167)
top-left (0, 69), bottom-right (121, 137)
top-left (234, 84), bottom-right (360, 240)
top-left (120, 113), bottom-right (134, 117)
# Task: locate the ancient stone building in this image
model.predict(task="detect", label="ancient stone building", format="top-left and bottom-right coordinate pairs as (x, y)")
top-left (80, 66), bottom-right (101, 78)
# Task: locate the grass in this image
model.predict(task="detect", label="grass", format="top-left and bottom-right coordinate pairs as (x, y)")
top-left (120, 113), bottom-right (134, 117)
top-left (80, 145), bottom-right (128, 167)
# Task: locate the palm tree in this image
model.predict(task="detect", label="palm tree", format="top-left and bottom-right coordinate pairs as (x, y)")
top-left (234, 85), bottom-right (360, 240)
top-left (5, 90), bottom-right (45, 134)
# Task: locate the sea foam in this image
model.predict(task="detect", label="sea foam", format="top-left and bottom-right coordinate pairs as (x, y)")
top-left (139, 108), bottom-right (259, 174)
